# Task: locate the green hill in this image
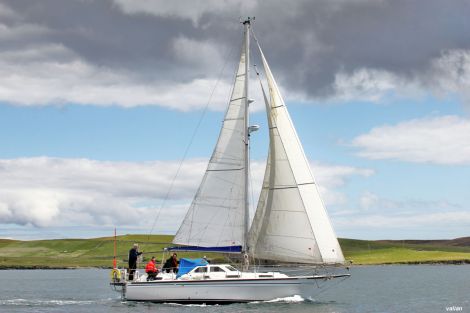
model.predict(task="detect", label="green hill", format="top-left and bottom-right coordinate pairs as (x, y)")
top-left (0, 235), bottom-right (212, 269)
top-left (340, 238), bottom-right (470, 264)
top-left (1, 235), bottom-right (469, 268)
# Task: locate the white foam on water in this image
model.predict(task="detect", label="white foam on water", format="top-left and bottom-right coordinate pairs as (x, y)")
top-left (249, 294), bottom-right (305, 304)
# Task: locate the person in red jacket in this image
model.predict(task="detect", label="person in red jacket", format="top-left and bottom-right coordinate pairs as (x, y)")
top-left (145, 256), bottom-right (159, 281)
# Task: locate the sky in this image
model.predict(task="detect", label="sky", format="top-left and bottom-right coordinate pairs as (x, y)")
top-left (0, 0), bottom-right (469, 241)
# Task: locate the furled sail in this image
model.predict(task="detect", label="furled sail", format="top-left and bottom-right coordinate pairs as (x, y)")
top-left (172, 34), bottom-right (248, 248)
top-left (248, 42), bottom-right (345, 264)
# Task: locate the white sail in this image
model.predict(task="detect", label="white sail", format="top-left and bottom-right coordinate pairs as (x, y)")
top-left (248, 42), bottom-right (345, 264)
top-left (172, 35), bottom-right (248, 248)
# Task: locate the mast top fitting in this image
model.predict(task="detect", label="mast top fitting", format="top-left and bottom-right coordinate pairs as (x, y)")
top-left (242, 17), bottom-right (255, 25)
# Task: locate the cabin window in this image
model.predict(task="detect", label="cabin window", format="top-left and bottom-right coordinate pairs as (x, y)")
top-left (194, 266), bottom-right (207, 273)
top-left (226, 266), bottom-right (237, 272)
top-left (210, 266), bottom-right (225, 272)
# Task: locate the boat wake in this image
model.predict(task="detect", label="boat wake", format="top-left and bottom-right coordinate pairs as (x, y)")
top-left (250, 295), bottom-right (305, 304)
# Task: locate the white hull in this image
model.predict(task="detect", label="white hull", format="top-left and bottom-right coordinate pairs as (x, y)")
top-left (120, 275), bottom-right (348, 303)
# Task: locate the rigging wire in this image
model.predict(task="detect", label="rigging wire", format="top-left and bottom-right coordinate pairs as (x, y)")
top-left (148, 43), bottom-right (236, 238)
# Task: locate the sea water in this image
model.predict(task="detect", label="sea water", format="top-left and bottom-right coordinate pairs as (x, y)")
top-left (0, 265), bottom-right (469, 313)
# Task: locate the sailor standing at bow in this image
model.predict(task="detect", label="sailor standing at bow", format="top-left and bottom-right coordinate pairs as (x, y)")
top-left (128, 243), bottom-right (142, 281)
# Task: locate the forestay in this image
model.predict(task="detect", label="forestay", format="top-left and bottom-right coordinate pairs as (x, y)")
top-left (248, 41), bottom-right (345, 264)
top-left (172, 33), bottom-right (248, 248)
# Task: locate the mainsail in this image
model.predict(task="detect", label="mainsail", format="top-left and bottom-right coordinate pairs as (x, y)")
top-left (172, 33), bottom-right (248, 249)
top-left (248, 41), bottom-right (345, 264)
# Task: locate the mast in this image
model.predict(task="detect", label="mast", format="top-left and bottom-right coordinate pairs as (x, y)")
top-left (242, 17), bottom-right (251, 253)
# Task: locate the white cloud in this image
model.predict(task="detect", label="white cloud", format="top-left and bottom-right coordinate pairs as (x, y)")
top-left (311, 162), bottom-right (374, 205)
top-left (0, 157), bottom-right (207, 229)
top-left (331, 49), bottom-right (470, 107)
top-left (334, 68), bottom-right (402, 103)
top-left (350, 115), bottom-right (470, 165)
top-left (331, 67), bottom-right (432, 104)
top-left (332, 191), bottom-right (469, 239)
top-left (359, 191), bottom-right (380, 210)
top-left (0, 40), bottom-right (233, 110)
top-left (0, 157), bottom-right (371, 236)
top-left (430, 49), bottom-right (470, 106)
top-left (356, 191), bottom-right (461, 212)
top-left (312, 162), bottom-right (374, 188)
top-left (337, 211), bottom-right (470, 229)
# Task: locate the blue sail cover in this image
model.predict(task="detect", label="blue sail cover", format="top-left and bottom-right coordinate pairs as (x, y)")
top-left (166, 245), bottom-right (242, 253)
top-left (177, 258), bottom-right (208, 278)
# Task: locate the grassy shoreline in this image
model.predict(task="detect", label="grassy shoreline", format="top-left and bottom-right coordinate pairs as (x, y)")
top-left (1, 235), bottom-right (469, 269)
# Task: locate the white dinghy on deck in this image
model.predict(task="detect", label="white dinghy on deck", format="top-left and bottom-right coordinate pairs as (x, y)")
top-left (110, 18), bottom-right (350, 304)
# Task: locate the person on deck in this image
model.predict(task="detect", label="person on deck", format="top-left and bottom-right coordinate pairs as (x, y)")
top-left (162, 253), bottom-right (179, 273)
top-left (128, 243), bottom-right (142, 281)
top-left (145, 256), bottom-right (159, 281)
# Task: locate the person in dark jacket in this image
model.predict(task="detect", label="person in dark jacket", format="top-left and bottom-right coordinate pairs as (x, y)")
top-left (162, 253), bottom-right (179, 273)
top-left (128, 243), bottom-right (142, 280)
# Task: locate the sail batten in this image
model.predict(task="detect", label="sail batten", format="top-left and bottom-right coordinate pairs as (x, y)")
top-left (248, 40), bottom-right (345, 265)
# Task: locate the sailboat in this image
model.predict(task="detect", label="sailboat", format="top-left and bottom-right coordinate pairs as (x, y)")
top-left (110, 18), bottom-right (349, 303)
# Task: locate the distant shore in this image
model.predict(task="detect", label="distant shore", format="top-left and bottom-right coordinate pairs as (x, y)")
top-left (1, 235), bottom-right (470, 268)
